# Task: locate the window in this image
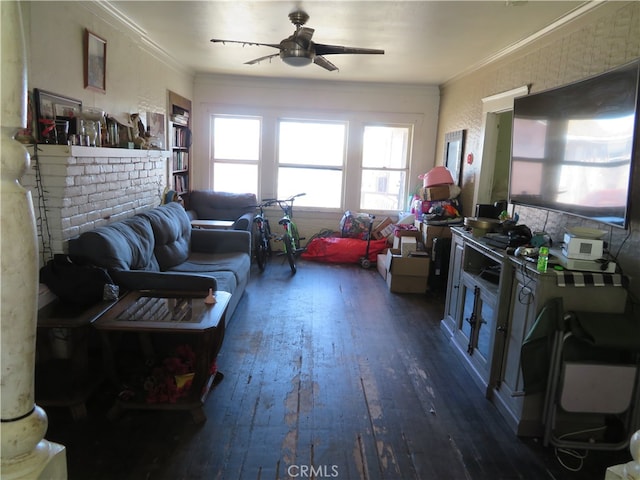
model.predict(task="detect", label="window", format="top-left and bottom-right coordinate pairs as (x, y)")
top-left (360, 125), bottom-right (412, 211)
top-left (277, 120), bottom-right (346, 208)
top-left (208, 109), bottom-right (418, 213)
top-left (211, 115), bottom-right (260, 195)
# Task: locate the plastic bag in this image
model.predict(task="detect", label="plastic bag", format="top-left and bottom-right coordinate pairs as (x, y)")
top-left (339, 211), bottom-right (373, 239)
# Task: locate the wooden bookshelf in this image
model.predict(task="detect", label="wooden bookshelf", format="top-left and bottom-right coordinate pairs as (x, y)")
top-left (168, 91), bottom-right (192, 204)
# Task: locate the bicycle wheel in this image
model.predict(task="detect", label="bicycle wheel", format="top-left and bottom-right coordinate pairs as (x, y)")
top-left (289, 222), bottom-right (301, 253)
top-left (283, 233), bottom-right (297, 274)
top-left (255, 236), bottom-right (268, 271)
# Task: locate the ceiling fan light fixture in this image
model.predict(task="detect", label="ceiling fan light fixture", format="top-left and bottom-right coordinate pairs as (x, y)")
top-left (282, 55), bottom-right (313, 67)
top-left (212, 10), bottom-right (383, 72)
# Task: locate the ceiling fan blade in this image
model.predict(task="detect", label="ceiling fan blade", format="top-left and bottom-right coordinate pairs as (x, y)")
top-left (245, 53), bottom-right (280, 65)
top-left (211, 38), bottom-right (281, 50)
top-left (314, 43), bottom-right (385, 56)
top-left (314, 55), bottom-right (339, 72)
top-left (294, 27), bottom-right (315, 44)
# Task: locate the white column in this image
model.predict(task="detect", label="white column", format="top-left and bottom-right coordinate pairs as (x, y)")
top-left (0, 1), bottom-right (67, 478)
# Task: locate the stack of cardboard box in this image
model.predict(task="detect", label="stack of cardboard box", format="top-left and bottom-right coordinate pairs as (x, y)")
top-left (375, 227), bottom-right (430, 293)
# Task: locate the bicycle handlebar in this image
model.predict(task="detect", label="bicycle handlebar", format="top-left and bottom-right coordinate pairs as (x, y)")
top-left (250, 193), bottom-right (306, 211)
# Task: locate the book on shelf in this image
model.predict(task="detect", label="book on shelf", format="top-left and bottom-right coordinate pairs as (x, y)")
top-left (174, 173), bottom-right (189, 193)
top-left (172, 151), bottom-right (189, 171)
top-left (171, 114), bottom-right (189, 126)
top-left (173, 127), bottom-right (191, 148)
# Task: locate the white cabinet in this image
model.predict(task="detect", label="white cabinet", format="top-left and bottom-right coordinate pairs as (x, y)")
top-left (442, 227), bottom-right (629, 436)
top-left (444, 230), bottom-right (510, 394)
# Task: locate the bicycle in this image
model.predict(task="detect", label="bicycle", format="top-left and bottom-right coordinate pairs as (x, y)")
top-left (252, 198), bottom-right (276, 272)
top-left (273, 193), bottom-right (306, 274)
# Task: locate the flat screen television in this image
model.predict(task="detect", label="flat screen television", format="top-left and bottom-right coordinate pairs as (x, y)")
top-left (509, 60), bottom-right (639, 228)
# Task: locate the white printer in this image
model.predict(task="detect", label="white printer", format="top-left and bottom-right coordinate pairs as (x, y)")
top-left (562, 232), bottom-right (604, 260)
top-left (554, 227), bottom-right (615, 273)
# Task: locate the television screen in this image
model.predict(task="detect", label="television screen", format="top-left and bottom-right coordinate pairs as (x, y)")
top-left (509, 60), bottom-right (639, 228)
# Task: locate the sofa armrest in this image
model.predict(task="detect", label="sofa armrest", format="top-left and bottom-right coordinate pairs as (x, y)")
top-left (233, 212), bottom-right (255, 231)
top-left (191, 229), bottom-right (251, 256)
top-left (185, 209), bottom-right (198, 221)
top-left (111, 270), bottom-right (217, 293)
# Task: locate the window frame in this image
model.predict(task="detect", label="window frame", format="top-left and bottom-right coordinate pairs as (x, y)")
top-left (359, 122), bottom-right (414, 212)
top-left (276, 117), bottom-right (348, 209)
top-left (210, 114), bottom-right (262, 196)
top-left (206, 105), bottom-right (422, 215)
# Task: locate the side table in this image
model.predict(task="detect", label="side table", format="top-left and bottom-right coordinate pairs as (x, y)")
top-left (190, 219), bottom-right (235, 230)
top-left (94, 289), bottom-right (230, 423)
top-left (36, 298), bottom-right (119, 419)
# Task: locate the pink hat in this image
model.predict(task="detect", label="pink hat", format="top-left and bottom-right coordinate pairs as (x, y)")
top-left (419, 166), bottom-right (454, 187)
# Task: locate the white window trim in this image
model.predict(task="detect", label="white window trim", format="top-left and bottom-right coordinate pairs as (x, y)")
top-left (204, 103), bottom-right (424, 214)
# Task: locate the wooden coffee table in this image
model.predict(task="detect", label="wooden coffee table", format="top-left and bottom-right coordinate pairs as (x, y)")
top-left (94, 289), bottom-right (230, 423)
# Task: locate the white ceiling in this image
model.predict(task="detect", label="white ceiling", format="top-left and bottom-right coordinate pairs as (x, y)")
top-left (105, 1), bottom-right (597, 85)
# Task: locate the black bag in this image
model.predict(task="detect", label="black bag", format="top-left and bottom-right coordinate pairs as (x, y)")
top-left (40, 254), bottom-right (113, 306)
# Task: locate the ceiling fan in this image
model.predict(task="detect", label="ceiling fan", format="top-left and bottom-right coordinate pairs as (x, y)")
top-left (210, 10), bottom-right (384, 71)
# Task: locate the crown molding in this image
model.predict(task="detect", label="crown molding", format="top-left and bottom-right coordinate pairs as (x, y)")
top-left (442, 1), bottom-right (607, 87)
top-left (81, 0), bottom-right (195, 76)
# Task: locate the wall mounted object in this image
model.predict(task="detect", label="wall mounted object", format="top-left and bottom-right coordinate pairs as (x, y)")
top-left (84, 29), bottom-right (106, 93)
top-left (444, 130), bottom-right (465, 186)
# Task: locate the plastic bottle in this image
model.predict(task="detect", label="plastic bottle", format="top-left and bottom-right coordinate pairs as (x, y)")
top-left (537, 246), bottom-right (549, 273)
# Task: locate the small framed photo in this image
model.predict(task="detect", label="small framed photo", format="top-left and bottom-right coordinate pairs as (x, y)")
top-left (34, 89), bottom-right (82, 143)
top-left (84, 29), bottom-right (106, 93)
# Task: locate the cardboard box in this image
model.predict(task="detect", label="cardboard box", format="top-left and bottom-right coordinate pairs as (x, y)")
top-left (414, 222), bottom-right (452, 251)
top-left (400, 236), bottom-right (417, 257)
top-left (386, 273), bottom-right (429, 294)
top-left (421, 185), bottom-right (450, 201)
top-left (392, 229), bottom-right (421, 249)
top-left (372, 217), bottom-right (394, 240)
top-left (376, 253), bottom-right (387, 280)
top-left (385, 248), bottom-right (430, 293)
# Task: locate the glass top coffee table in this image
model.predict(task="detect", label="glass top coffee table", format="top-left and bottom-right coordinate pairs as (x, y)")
top-left (94, 289), bottom-right (230, 423)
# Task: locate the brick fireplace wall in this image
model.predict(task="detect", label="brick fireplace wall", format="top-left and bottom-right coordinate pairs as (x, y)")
top-left (22, 145), bottom-right (170, 265)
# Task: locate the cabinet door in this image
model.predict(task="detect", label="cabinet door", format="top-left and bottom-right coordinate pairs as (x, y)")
top-left (495, 271), bottom-right (538, 422)
top-left (453, 276), bottom-right (498, 388)
top-left (473, 288), bottom-right (498, 379)
top-left (458, 282), bottom-right (476, 349)
top-left (442, 236), bottom-right (464, 336)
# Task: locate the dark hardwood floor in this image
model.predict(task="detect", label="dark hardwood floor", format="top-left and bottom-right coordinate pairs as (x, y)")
top-left (44, 259), bottom-right (631, 479)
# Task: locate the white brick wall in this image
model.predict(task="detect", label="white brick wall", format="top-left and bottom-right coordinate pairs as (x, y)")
top-left (22, 145), bottom-right (170, 264)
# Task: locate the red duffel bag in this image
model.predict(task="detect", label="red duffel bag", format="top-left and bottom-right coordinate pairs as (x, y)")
top-left (301, 237), bottom-right (387, 264)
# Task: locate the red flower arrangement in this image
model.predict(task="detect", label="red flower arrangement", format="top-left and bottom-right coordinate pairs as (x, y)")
top-left (144, 344), bottom-right (196, 404)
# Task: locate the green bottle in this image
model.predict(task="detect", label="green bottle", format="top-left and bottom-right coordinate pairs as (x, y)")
top-left (537, 246), bottom-right (549, 273)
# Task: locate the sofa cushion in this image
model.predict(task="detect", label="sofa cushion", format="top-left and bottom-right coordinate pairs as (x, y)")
top-left (69, 215), bottom-right (159, 271)
top-left (141, 202), bottom-right (192, 270)
top-left (189, 191), bottom-right (256, 223)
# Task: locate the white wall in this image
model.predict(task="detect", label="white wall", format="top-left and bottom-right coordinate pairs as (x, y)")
top-left (193, 74), bottom-right (440, 234)
top-left (24, 1), bottom-right (193, 129)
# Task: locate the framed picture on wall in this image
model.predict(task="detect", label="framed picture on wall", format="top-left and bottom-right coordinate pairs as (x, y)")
top-left (444, 129), bottom-right (465, 186)
top-left (84, 29), bottom-right (106, 93)
top-left (33, 89), bottom-right (82, 143)
top-left (147, 112), bottom-right (166, 149)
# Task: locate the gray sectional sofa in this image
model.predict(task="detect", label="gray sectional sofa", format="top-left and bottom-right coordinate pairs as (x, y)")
top-left (68, 201), bottom-right (251, 320)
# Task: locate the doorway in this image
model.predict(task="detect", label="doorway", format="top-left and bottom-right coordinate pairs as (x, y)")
top-left (474, 86), bottom-right (529, 209)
